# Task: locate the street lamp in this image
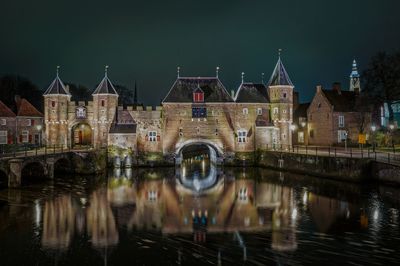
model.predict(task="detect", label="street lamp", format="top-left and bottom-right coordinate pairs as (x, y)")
top-left (389, 124), bottom-right (395, 151)
top-left (371, 125), bottom-right (376, 152)
top-left (36, 124), bottom-right (42, 147)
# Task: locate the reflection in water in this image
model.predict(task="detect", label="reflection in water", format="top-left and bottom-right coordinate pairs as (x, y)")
top-left (0, 163), bottom-right (400, 265)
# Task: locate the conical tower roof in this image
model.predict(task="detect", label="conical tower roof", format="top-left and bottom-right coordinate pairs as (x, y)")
top-left (43, 68), bottom-right (70, 95)
top-left (92, 66), bottom-right (118, 95)
top-left (268, 57), bottom-right (294, 87)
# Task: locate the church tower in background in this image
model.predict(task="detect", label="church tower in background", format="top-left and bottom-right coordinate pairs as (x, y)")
top-left (349, 59), bottom-right (361, 93)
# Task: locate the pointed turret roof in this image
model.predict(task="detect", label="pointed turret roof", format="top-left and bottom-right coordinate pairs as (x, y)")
top-left (92, 66), bottom-right (118, 95)
top-left (268, 57), bottom-right (294, 87)
top-left (43, 67), bottom-right (70, 95)
top-left (350, 59), bottom-right (360, 78)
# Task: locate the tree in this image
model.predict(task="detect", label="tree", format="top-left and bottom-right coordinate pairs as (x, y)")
top-left (0, 74), bottom-right (42, 111)
top-left (363, 52), bottom-right (400, 122)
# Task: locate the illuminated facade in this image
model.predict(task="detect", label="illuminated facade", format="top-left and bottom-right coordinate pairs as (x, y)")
top-left (44, 57), bottom-right (294, 161)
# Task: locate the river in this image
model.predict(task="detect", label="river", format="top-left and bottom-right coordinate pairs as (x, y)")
top-left (0, 160), bottom-right (399, 265)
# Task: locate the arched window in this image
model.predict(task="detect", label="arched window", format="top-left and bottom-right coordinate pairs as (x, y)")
top-left (193, 87), bottom-right (204, 102)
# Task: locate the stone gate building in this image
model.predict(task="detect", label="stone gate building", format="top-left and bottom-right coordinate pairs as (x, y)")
top-left (44, 57), bottom-right (295, 164)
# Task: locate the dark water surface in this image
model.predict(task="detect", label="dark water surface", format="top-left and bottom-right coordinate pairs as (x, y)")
top-left (0, 164), bottom-right (400, 265)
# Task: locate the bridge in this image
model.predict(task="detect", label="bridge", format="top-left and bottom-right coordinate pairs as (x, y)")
top-left (0, 146), bottom-right (104, 188)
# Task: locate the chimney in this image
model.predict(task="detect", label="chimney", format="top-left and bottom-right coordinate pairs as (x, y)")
top-left (231, 89), bottom-right (235, 99)
top-left (316, 85), bottom-right (322, 93)
top-left (332, 82), bottom-right (341, 95)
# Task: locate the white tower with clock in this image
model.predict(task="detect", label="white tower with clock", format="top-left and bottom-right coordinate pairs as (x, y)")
top-left (349, 59), bottom-right (361, 93)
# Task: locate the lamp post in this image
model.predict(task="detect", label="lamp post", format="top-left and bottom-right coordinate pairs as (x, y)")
top-left (36, 124), bottom-right (42, 147)
top-left (371, 125), bottom-right (376, 152)
top-left (389, 124), bottom-right (395, 152)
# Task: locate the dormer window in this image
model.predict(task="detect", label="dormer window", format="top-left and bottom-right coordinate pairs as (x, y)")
top-left (193, 87), bottom-right (204, 102)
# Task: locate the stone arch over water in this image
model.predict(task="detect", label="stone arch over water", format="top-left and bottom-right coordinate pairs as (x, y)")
top-left (175, 139), bottom-right (223, 165)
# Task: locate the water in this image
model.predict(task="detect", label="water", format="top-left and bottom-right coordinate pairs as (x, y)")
top-left (0, 162), bottom-right (399, 265)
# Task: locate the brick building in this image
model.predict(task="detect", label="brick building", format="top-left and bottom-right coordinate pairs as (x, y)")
top-left (0, 100), bottom-right (16, 145)
top-left (15, 96), bottom-right (44, 145)
top-left (44, 56), bottom-right (295, 163)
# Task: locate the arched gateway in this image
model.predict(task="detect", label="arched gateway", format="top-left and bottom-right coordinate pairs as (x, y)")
top-left (175, 139), bottom-right (223, 165)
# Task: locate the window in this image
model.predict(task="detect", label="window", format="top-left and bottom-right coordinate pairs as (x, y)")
top-left (26, 119), bottom-right (31, 126)
top-left (283, 93), bottom-right (287, 98)
top-left (76, 107), bottom-right (86, 119)
top-left (298, 132), bottom-right (304, 143)
top-left (51, 101), bottom-right (55, 108)
top-left (338, 115), bottom-right (345, 127)
top-left (237, 130), bottom-right (247, 143)
top-left (196, 127), bottom-right (200, 135)
top-left (0, 131), bottom-right (7, 144)
top-left (101, 100), bottom-right (105, 107)
top-left (179, 128), bottom-right (183, 136)
top-left (257, 108), bottom-right (262, 115)
top-left (22, 130), bottom-right (29, 143)
top-left (0, 119), bottom-right (6, 126)
top-left (318, 103), bottom-right (321, 108)
top-left (242, 108), bottom-right (248, 115)
top-left (338, 130), bottom-right (347, 143)
top-left (192, 107), bottom-right (207, 118)
top-left (148, 190), bottom-right (158, 202)
top-left (273, 107), bottom-right (279, 114)
top-left (238, 187), bottom-right (248, 201)
top-left (148, 131), bottom-right (157, 142)
top-left (193, 91), bottom-right (204, 102)
top-left (283, 109), bottom-right (287, 114)
top-left (282, 133), bottom-right (286, 140)
top-left (215, 128), bottom-right (218, 135)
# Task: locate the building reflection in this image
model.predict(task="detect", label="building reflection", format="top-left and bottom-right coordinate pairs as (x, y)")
top-left (40, 164), bottom-right (298, 252)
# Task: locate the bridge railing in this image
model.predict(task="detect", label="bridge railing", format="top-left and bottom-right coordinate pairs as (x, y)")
top-left (263, 144), bottom-right (400, 166)
top-left (0, 144), bottom-right (93, 159)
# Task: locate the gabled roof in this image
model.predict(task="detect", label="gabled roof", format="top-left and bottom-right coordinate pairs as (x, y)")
top-left (43, 76), bottom-right (70, 95)
top-left (268, 58), bottom-right (294, 87)
top-left (93, 75), bottom-right (118, 95)
top-left (162, 77), bottom-right (233, 103)
top-left (109, 109), bottom-right (136, 134)
top-left (0, 100), bottom-right (16, 117)
top-left (235, 83), bottom-right (269, 103)
top-left (321, 89), bottom-right (357, 112)
top-left (16, 98), bottom-right (43, 117)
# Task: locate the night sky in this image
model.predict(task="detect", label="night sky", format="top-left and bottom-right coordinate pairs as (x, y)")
top-left (1, 0), bottom-right (399, 105)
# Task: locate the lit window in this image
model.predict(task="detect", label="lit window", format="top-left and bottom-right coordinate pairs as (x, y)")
top-left (243, 108), bottom-right (248, 115)
top-left (238, 187), bottom-right (248, 201)
top-left (148, 190), bottom-right (158, 202)
top-left (338, 130), bottom-right (347, 143)
top-left (298, 132), bottom-right (304, 143)
top-left (257, 108), bottom-right (262, 115)
top-left (273, 107), bottom-right (279, 114)
top-left (0, 131), bottom-right (7, 144)
top-left (339, 115), bottom-right (345, 127)
top-left (0, 119), bottom-right (6, 126)
top-left (26, 119), bottom-right (31, 126)
top-left (237, 130), bottom-right (247, 143)
top-left (148, 131), bottom-right (157, 142)
top-left (22, 130), bottom-right (29, 143)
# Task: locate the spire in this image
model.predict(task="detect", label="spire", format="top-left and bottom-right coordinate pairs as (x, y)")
top-left (177, 66), bottom-right (180, 78)
top-left (216, 66), bottom-right (220, 78)
top-left (92, 66), bottom-right (118, 95)
top-left (134, 81), bottom-right (138, 104)
top-left (43, 66), bottom-right (70, 95)
top-left (350, 59), bottom-right (360, 78)
top-left (241, 72), bottom-right (245, 84)
top-left (268, 50), bottom-right (294, 87)
top-left (105, 65), bottom-right (109, 78)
